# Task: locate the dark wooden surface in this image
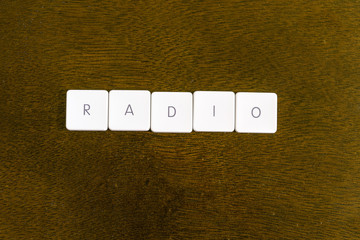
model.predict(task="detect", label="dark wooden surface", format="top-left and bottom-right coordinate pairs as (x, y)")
top-left (1, 0), bottom-right (360, 239)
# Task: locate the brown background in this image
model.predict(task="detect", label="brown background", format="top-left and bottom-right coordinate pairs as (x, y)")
top-left (1, 0), bottom-right (360, 239)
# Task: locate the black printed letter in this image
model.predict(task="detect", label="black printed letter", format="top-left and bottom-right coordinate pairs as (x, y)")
top-left (83, 104), bottom-right (90, 115)
top-left (168, 106), bottom-right (176, 117)
top-left (125, 104), bottom-right (134, 115)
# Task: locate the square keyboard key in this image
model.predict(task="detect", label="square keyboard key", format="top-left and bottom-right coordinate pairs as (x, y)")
top-left (109, 90), bottom-right (150, 131)
top-left (235, 92), bottom-right (277, 133)
top-left (66, 90), bottom-right (108, 131)
top-left (151, 92), bottom-right (193, 133)
top-left (193, 91), bottom-right (235, 132)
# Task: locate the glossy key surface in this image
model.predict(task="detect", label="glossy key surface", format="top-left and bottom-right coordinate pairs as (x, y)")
top-left (66, 90), bottom-right (108, 131)
top-left (151, 92), bottom-right (193, 133)
top-left (235, 92), bottom-right (277, 133)
top-left (193, 91), bottom-right (235, 132)
top-left (109, 90), bottom-right (150, 131)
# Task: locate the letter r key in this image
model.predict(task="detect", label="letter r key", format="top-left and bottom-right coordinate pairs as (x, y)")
top-left (66, 90), bottom-right (108, 131)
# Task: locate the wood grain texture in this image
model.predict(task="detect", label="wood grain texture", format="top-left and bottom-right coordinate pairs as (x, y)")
top-left (1, 0), bottom-right (360, 239)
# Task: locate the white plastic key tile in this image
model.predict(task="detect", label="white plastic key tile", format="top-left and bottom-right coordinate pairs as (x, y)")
top-left (66, 90), bottom-right (108, 131)
top-left (235, 92), bottom-right (277, 133)
top-left (193, 91), bottom-right (235, 132)
top-left (109, 90), bottom-right (150, 131)
top-left (151, 92), bottom-right (193, 133)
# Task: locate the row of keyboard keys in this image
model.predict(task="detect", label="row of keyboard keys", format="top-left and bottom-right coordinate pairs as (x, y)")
top-left (66, 90), bottom-right (277, 133)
